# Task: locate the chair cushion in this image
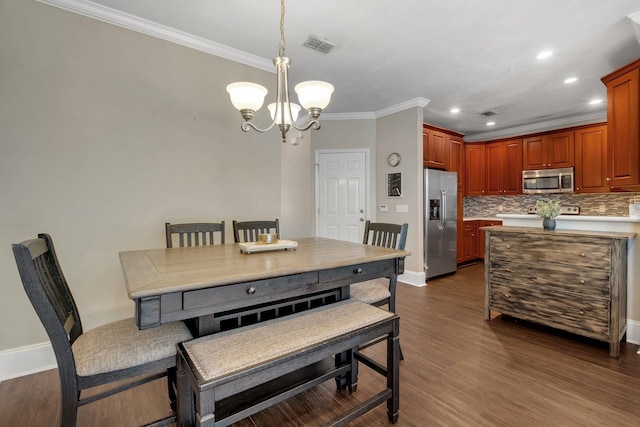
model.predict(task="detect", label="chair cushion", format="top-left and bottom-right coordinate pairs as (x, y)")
top-left (350, 280), bottom-right (391, 304)
top-left (72, 318), bottom-right (192, 377)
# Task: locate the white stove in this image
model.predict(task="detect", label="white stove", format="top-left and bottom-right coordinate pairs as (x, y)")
top-left (527, 205), bottom-right (580, 215)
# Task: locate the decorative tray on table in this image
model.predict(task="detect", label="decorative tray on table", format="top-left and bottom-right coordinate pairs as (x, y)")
top-left (239, 240), bottom-right (298, 254)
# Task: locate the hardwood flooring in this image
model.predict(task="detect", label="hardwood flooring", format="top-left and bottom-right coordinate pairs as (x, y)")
top-left (2, 263), bottom-right (640, 426)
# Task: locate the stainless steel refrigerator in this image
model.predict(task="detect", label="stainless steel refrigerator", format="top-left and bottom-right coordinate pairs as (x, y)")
top-left (424, 169), bottom-right (457, 279)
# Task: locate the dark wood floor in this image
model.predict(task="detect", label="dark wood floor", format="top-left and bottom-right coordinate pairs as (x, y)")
top-left (3, 263), bottom-right (640, 426)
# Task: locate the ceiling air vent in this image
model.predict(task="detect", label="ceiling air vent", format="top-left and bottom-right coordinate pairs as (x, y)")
top-left (303, 35), bottom-right (337, 54)
top-left (480, 110), bottom-right (497, 117)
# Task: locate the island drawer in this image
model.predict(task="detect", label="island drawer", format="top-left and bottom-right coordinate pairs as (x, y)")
top-left (489, 283), bottom-right (610, 339)
top-left (489, 260), bottom-right (611, 298)
top-left (489, 234), bottom-right (612, 270)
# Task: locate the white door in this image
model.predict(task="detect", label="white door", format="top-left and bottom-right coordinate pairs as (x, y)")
top-left (316, 150), bottom-right (368, 242)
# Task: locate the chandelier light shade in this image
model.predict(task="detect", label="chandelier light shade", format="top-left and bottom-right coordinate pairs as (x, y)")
top-left (226, 0), bottom-right (334, 143)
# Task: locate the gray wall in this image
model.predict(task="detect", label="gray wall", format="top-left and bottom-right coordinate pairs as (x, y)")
top-left (0, 0), bottom-right (287, 350)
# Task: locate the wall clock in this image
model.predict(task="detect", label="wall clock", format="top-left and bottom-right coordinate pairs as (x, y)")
top-left (387, 152), bottom-right (401, 167)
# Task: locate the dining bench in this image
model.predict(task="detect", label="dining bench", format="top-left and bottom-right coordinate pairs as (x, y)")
top-left (176, 299), bottom-right (400, 426)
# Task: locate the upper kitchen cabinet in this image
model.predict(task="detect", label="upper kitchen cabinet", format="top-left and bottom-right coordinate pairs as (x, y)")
top-left (423, 125), bottom-right (449, 169)
top-left (449, 135), bottom-right (464, 187)
top-left (523, 131), bottom-right (574, 170)
top-left (465, 143), bottom-right (486, 195)
top-left (601, 58), bottom-right (640, 189)
top-left (575, 124), bottom-right (608, 193)
top-left (485, 139), bottom-right (522, 195)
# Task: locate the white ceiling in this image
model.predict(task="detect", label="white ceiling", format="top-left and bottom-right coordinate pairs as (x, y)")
top-left (40, 0), bottom-right (640, 140)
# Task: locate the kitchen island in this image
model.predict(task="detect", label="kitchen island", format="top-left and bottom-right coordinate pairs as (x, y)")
top-left (497, 214), bottom-right (640, 346)
top-left (483, 225), bottom-right (635, 357)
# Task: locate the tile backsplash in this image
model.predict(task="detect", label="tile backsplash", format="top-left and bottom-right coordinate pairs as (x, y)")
top-left (464, 192), bottom-right (640, 217)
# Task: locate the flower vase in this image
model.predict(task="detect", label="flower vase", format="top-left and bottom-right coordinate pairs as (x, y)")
top-left (543, 218), bottom-right (556, 230)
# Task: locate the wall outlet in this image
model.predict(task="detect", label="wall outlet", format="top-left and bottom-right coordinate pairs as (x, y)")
top-left (396, 204), bottom-right (408, 213)
top-left (599, 204), bottom-right (606, 213)
top-left (379, 204), bottom-right (388, 213)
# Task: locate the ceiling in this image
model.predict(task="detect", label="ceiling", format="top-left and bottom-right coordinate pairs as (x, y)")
top-left (42, 0), bottom-right (640, 140)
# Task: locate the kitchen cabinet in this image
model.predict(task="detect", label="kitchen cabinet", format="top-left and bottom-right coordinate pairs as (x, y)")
top-left (449, 136), bottom-right (464, 187)
top-left (601, 58), bottom-right (640, 188)
top-left (575, 124), bottom-right (608, 193)
top-left (485, 139), bottom-right (522, 195)
top-left (484, 226), bottom-right (632, 358)
top-left (478, 220), bottom-right (502, 259)
top-left (462, 220), bottom-right (479, 262)
top-left (464, 144), bottom-right (486, 195)
top-left (423, 126), bottom-right (448, 169)
top-left (522, 131), bottom-right (574, 170)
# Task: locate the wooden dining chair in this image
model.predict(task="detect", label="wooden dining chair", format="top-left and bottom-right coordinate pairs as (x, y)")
top-left (165, 221), bottom-right (225, 248)
top-left (351, 221), bottom-right (408, 313)
top-left (12, 234), bottom-right (193, 427)
top-left (232, 219), bottom-right (280, 243)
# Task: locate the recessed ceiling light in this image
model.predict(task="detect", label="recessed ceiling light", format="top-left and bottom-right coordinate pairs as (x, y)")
top-left (537, 50), bottom-right (553, 59)
top-left (589, 99), bottom-right (603, 105)
top-left (564, 77), bottom-right (578, 84)
top-left (486, 121), bottom-right (495, 126)
top-left (450, 108), bottom-right (460, 114)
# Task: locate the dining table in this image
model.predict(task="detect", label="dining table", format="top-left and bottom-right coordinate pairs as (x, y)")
top-left (119, 237), bottom-right (409, 337)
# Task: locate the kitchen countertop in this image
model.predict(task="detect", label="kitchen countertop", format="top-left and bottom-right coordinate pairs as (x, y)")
top-left (496, 214), bottom-right (640, 222)
top-left (463, 216), bottom-right (502, 221)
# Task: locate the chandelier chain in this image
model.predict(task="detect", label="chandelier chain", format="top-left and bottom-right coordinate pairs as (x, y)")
top-left (279, 0), bottom-right (286, 58)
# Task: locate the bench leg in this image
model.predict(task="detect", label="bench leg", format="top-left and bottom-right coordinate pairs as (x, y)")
top-left (334, 351), bottom-right (349, 390)
top-left (387, 319), bottom-right (400, 424)
top-left (347, 348), bottom-right (358, 393)
top-left (177, 353), bottom-right (195, 426)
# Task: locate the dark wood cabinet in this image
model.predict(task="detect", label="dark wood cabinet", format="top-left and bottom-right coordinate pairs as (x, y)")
top-left (449, 136), bottom-right (464, 187)
top-left (464, 144), bottom-right (486, 195)
top-left (478, 220), bottom-right (502, 259)
top-left (423, 126), bottom-right (448, 169)
top-left (523, 131), bottom-right (574, 170)
top-left (601, 59), bottom-right (640, 188)
top-left (462, 221), bottom-right (479, 262)
top-left (575, 124), bottom-right (608, 193)
top-left (485, 139), bottom-right (522, 195)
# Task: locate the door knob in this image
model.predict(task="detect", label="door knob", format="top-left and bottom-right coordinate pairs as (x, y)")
top-left (360, 218), bottom-right (364, 222)
top-left (360, 209), bottom-right (364, 213)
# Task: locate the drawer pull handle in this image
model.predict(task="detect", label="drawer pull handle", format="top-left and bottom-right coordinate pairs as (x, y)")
top-left (579, 279), bottom-right (585, 284)
top-left (579, 253), bottom-right (586, 257)
top-left (246, 286), bottom-right (257, 295)
top-left (505, 268), bottom-right (511, 272)
top-left (504, 294), bottom-right (510, 299)
top-left (578, 310), bottom-right (585, 316)
top-left (506, 245), bottom-right (511, 249)
top-left (354, 267), bottom-right (363, 274)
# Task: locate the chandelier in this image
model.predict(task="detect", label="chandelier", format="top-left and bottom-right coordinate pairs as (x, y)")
top-left (226, 0), bottom-right (334, 143)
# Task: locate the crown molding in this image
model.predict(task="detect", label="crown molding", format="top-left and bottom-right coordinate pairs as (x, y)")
top-left (463, 110), bottom-right (607, 142)
top-left (35, 0), bottom-right (274, 72)
top-left (628, 11), bottom-right (640, 45)
top-left (375, 97), bottom-right (430, 118)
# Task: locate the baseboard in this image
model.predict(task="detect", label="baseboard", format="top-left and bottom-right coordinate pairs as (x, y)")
top-left (0, 342), bottom-right (56, 382)
top-left (398, 269), bottom-right (426, 287)
top-left (627, 319), bottom-right (640, 347)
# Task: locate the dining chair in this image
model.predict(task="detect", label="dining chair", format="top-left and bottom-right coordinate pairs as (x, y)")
top-left (12, 234), bottom-right (193, 427)
top-left (232, 219), bottom-right (280, 243)
top-left (165, 221), bottom-right (225, 248)
top-left (351, 221), bottom-right (409, 313)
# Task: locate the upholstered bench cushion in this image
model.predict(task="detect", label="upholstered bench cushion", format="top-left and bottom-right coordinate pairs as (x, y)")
top-left (182, 299), bottom-right (394, 382)
top-left (350, 280), bottom-right (391, 304)
top-left (72, 318), bottom-right (193, 376)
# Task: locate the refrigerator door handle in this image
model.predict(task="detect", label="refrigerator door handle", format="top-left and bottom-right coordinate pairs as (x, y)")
top-left (438, 190), bottom-right (446, 230)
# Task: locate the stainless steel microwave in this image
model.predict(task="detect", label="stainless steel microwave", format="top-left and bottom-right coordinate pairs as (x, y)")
top-left (522, 167), bottom-right (574, 194)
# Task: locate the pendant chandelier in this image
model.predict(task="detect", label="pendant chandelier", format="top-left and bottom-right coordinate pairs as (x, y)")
top-left (226, 0), bottom-right (334, 143)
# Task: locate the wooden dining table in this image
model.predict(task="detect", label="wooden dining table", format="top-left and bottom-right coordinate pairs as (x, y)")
top-left (119, 237), bottom-right (409, 337)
